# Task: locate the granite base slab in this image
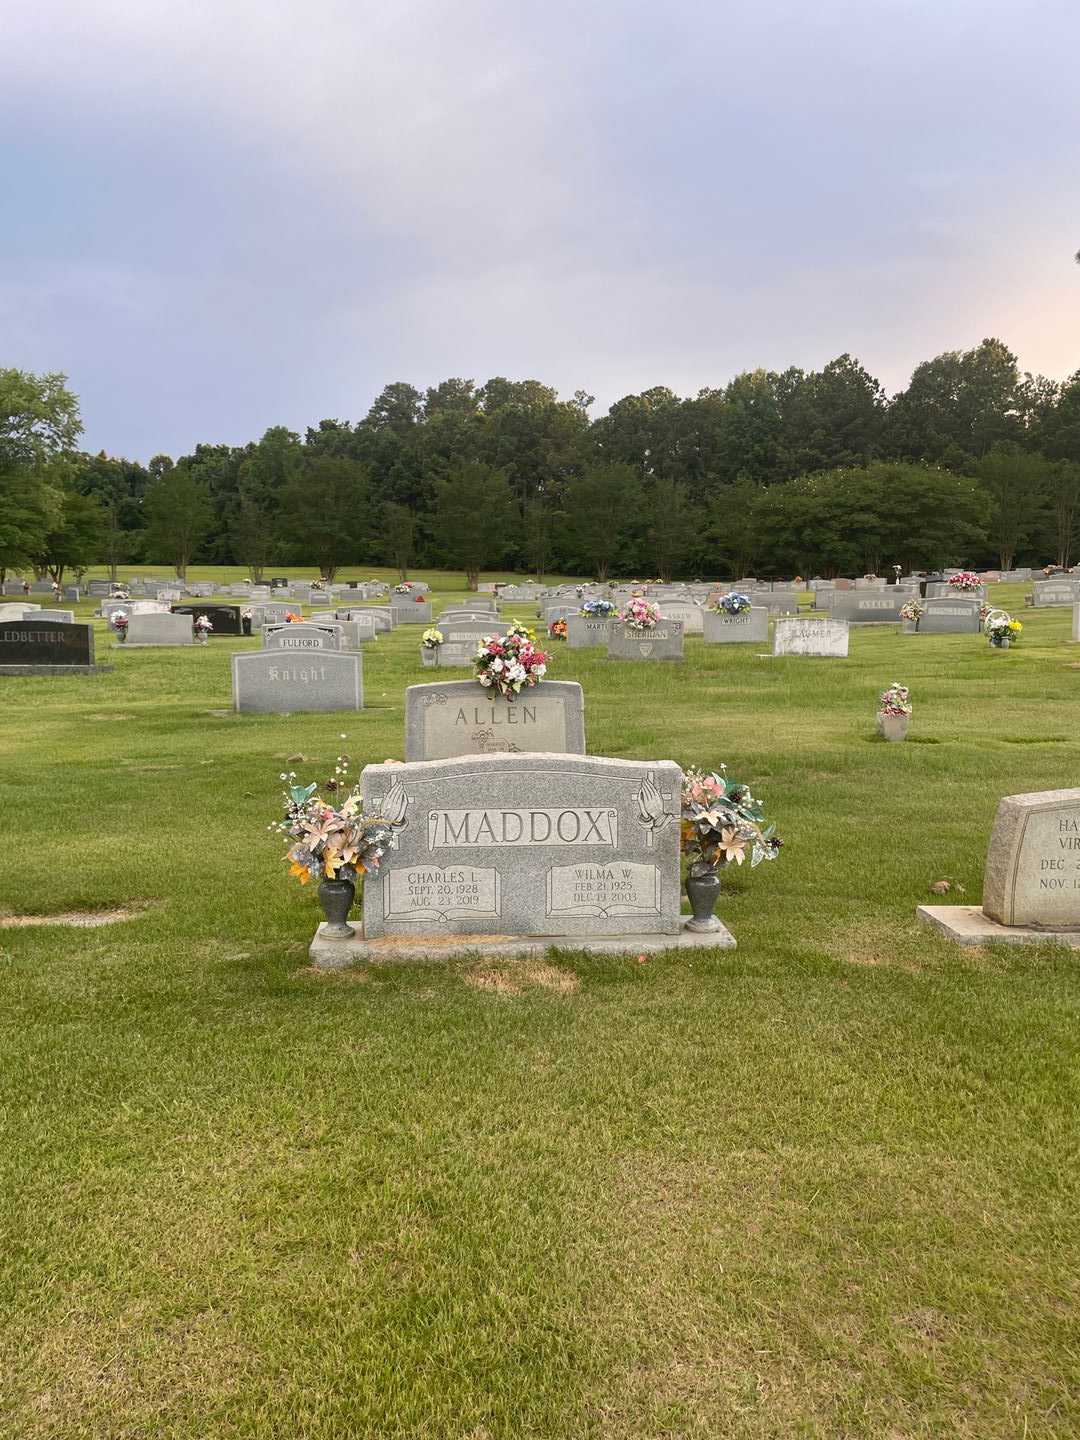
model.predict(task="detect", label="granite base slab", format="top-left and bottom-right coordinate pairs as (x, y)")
top-left (0, 664), bottom-right (113, 675)
top-left (917, 904), bottom-right (1080, 948)
top-left (310, 916), bottom-right (736, 968)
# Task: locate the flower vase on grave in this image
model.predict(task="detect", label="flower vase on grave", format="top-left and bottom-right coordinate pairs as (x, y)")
top-left (318, 874), bottom-right (356, 939)
top-left (685, 861), bottom-right (723, 932)
top-left (877, 713), bottom-right (909, 742)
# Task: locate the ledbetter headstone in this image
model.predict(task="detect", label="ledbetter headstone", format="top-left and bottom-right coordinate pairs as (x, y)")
top-left (0, 620), bottom-right (100, 673)
top-left (919, 788), bottom-right (1080, 944)
top-left (231, 651), bottom-right (363, 713)
top-left (772, 618), bottom-right (849, 657)
top-left (404, 680), bottom-right (585, 762)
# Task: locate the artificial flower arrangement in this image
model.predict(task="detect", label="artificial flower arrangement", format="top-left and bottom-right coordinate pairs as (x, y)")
top-left (285, 611), bottom-right (301, 622)
top-left (394, 581), bottom-right (413, 593)
top-left (899, 599), bottom-right (925, 627)
top-left (878, 682), bottom-right (912, 717)
top-left (274, 757), bottom-right (402, 887)
top-left (194, 614), bottom-right (213, 644)
top-left (110, 609), bottom-right (129, 639)
top-left (680, 766), bottom-right (782, 872)
top-left (862, 572), bottom-right (878, 581)
top-left (984, 609), bottom-right (1022, 647)
top-left (473, 623), bottom-right (548, 700)
top-left (618, 597), bottom-right (660, 631)
top-left (580, 598), bottom-right (616, 618)
top-left (241, 607), bottom-right (253, 620)
top-left (422, 627), bottom-right (444, 649)
top-left (948, 571), bottom-right (981, 593)
top-left (548, 618), bottom-right (568, 640)
top-left (713, 592), bottom-right (752, 615)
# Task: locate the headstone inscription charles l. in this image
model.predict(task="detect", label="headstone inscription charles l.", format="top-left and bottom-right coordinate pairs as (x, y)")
top-left (308, 753), bottom-right (736, 966)
top-left (772, 618), bottom-right (849, 657)
top-left (702, 607), bottom-right (768, 644)
top-left (607, 621), bottom-right (685, 662)
top-left (0, 619), bottom-right (102, 673)
top-left (231, 650), bottom-right (363, 713)
top-left (171, 603), bottom-right (244, 635)
top-left (919, 788), bottom-right (1080, 945)
top-left (404, 680), bottom-right (585, 762)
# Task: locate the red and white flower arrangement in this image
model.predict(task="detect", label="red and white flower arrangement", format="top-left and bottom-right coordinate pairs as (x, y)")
top-left (947, 571), bottom-right (980, 593)
top-left (548, 618), bottom-right (568, 640)
top-left (473, 623), bottom-right (548, 700)
top-left (618, 597), bottom-right (660, 631)
top-left (110, 609), bottom-right (129, 640)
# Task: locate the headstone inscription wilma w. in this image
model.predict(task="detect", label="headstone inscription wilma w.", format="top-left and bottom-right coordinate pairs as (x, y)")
top-left (919, 788), bottom-right (1080, 945)
top-left (404, 680), bottom-right (585, 762)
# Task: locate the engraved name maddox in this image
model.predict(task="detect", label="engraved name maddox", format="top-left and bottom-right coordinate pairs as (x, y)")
top-left (428, 807), bottom-right (618, 847)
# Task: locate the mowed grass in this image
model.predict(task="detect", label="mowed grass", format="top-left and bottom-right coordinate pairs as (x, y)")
top-left (1, 572), bottom-right (1079, 1438)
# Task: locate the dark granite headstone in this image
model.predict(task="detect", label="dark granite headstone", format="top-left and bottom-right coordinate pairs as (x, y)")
top-left (170, 603), bottom-right (244, 635)
top-left (0, 620), bottom-right (94, 667)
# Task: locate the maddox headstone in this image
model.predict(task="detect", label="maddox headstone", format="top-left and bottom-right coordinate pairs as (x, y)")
top-left (405, 680), bottom-right (585, 762)
top-left (919, 788), bottom-right (1080, 945)
top-left (607, 621), bottom-right (685, 662)
top-left (703, 606), bottom-right (768, 644)
top-left (342, 753), bottom-right (686, 956)
top-left (772, 618), bottom-right (849, 657)
top-left (232, 651), bottom-right (362, 713)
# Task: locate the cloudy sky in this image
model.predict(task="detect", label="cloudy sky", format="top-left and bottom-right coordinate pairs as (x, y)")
top-left (2, 0), bottom-right (1078, 459)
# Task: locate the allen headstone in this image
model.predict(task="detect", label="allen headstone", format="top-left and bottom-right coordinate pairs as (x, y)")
top-left (405, 680), bottom-right (585, 762)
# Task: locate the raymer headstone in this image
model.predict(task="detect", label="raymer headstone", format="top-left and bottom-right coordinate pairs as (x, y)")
top-left (772, 618), bottom-right (849, 657)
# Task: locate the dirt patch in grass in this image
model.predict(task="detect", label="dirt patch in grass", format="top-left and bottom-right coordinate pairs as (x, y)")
top-left (0, 903), bottom-right (153, 929)
top-left (464, 960), bottom-right (579, 996)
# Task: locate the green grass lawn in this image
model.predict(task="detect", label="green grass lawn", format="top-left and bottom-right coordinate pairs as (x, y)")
top-left (1, 576), bottom-right (1079, 1438)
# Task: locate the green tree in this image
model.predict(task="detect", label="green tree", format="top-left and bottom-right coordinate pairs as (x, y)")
top-left (143, 467), bottom-right (213, 579)
top-left (708, 479), bottom-right (762, 578)
top-left (37, 486), bottom-right (106, 584)
top-left (647, 477), bottom-right (693, 580)
top-left (433, 463), bottom-right (514, 589)
top-left (233, 426), bottom-right (301, 580)
top-left (1046, 461), bottom-right (1080, 568)
top-left (381, 501), bottom-right (416, 581)
top-left (974, 443), bottom-right (1050, 570)
top-left (886, 338), bottom-right (1021, 466)
top-left (0, 368), bottom-right (81, 578)
top-left (279, 455), bottom-right (370, 580)
top-left (560, 463), bottom-right (642, 580)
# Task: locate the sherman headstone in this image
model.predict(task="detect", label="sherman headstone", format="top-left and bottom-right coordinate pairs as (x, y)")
top-left (703, 607), bottom-right (768, 644)
top-left (405, 680), bottom-right (585, 762)
top-left (231, 650), bottom-right (363, 713)
top-left (772, 618), bottom-right (849, 657)
top-left (607, 621), bottom-right (685, 661)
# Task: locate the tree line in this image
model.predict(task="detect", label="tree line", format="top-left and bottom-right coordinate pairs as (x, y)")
top-left (3, 338), bottom-right (1079, 586)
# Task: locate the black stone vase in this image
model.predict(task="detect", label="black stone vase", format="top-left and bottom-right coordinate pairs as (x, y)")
top-left (685, 861), bottom-right (723, 933)
top-left (318, 875), bottom-right (356, 940)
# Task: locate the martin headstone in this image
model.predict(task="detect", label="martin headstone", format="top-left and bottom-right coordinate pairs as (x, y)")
top-left (772, 618), bottom-right (849, 657)
top-left (566, 615), bottom-right (612, 648)
top-left (231, 650), bottom-right (363, 713)
top-left (405, 680), bottom-right (586, 762)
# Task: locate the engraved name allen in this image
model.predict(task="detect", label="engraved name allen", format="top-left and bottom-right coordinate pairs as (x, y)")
top-left (428, 807), bottom-right (618, 848)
